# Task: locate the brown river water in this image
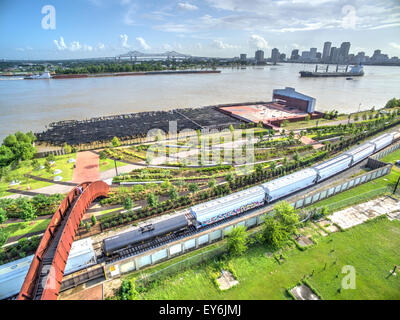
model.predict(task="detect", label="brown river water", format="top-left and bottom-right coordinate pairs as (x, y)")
top-left (0, 63), bottom-right (399, 142)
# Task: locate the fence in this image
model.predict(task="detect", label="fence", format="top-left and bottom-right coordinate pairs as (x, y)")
top-left (288, 139), bottom-right (400, 211)
top-left (134, 244), bottom-right (228, 287)
top-left (290, 164), bottom-right (392, 211)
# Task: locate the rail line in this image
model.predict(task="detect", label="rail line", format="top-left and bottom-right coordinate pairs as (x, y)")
top-left (18, 181), bottom-right (109, 300)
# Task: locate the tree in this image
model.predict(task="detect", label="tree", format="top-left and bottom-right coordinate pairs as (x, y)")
top-left (305, 114), bottom-right (311, 121)
top-left (262, 201), bottom-right (299, 249)
top-left (0, 145), bottom-right (14, 167)
top-left (123, 196), bottom-right (133, 210)
top-left (160, 180), bottom-right (172, 190)
top-left (63, 143), bottom-right (72, 154)
top-left (208, 178), bottom-right (216, 188)
top-left (0, 207), bottom-right (7, 224)
top-left (273, 201), bottom-right (299, 235)
top-left (169, 187), bottom-right (179, 200)
top-left (147, 192), bottom-right (158, 207)
top-left (225, 173), bottom-right (234, 183)
top-left (111, 136), bottom-right (121, 147)
top-left (262, 216), bottom-right (287, 249)
top-left (119, 280), bottom-right (137, 300)
top-left (0, 230), bottom-right (8, 247)
top-left (46, 153), bottom-right (55, 162)
top-left (227, 225), bottom-right (249, 256)
top-left (385, 98), bottom-right (400, 109)
top-left (31, 159), bottom-right (41, 171)
top-left (91, 215), bottom-right (97, 226)
top-left (188, 183), bottom-right (199, 193)
top-left (18, 199), bottom-right (37, 221)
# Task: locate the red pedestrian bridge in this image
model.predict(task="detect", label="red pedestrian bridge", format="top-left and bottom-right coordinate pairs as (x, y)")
top-left (18, 181), bottom-right (109, 300)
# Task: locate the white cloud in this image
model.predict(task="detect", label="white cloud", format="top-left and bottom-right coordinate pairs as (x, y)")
top-left (136, 37), bottom-right (151, 50)
top-left (162, 43), bottom-right (173, 50)
top-left (54, 37), bottom-right (67, 50)
top-left (53, 36), bottom-right (96, 52)
top-left (120, 34), bottom-right (130, 48)
top-left (70, 41), bottom-right (82, 51)
top-left (177, 2), bottom-right (199, 11)
top-left (249, 34), bottom-right (268, 49)
top-left (389, 42), bottom-right (400, 50)
top-left (123, 4), bottom-right (137, 25)
top-left (96, 43), bottom-right (105, 50)
top-left (211, 39), bottom-right (238, 49)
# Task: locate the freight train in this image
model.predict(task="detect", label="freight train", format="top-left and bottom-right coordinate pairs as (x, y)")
top-left (103, 132), bottom-right (397, 257)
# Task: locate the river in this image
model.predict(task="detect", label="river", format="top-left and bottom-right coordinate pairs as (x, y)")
top-left (0, 63), bottom-right (399, 142)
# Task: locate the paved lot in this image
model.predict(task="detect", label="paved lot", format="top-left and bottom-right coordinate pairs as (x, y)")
top-left (328, 196), bottom-right (400, 229)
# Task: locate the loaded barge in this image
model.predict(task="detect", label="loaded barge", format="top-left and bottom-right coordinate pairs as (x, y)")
top-left (299, 64), bottom-right (364, 78)
top-left (52, 69), bottom-right (220, 79)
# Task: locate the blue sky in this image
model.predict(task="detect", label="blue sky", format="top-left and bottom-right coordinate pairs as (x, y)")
top-left (0, 0), bottom-right (399, 60)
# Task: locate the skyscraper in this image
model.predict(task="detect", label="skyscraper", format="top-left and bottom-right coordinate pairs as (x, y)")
top-left (271, 48), bottom-right (280, 62)
top-left (322, 41), bottom-right (332, 62)
top-left (339, 42), bottom-right (351, 62)
top-left (255, 50), bottom-right (265, 64)
top-left (330, 47), bottom-right (339, 63)
top-left (290, 49), bottom-right (299, 61)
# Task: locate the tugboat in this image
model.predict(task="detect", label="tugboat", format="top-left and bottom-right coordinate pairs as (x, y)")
top-left (299, 64), bottom-right (364, 78)
top-left (24, 70), bottom-right (52, 80)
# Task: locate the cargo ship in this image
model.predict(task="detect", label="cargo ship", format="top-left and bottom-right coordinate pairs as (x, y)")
top-left (299, 64), bottom-right (364, 78)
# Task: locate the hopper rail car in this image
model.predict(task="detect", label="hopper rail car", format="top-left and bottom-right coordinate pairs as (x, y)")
top-left (103, 131), bottom-right (399, 262)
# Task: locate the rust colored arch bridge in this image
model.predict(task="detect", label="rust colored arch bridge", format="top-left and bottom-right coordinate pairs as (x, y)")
top-left (18, 181), bottom-right (109, 300)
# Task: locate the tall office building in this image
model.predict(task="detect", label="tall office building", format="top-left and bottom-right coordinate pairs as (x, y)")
top-left (310, 48), bottom-right (317, 60)
top-left (255, 50), bottom-right (265, 64)
top-left (339, 42), bottom-right (351, 62)
top-left (330, 47), bottom-right (340, 63)
top-left (240, 54), bottom-right (247, 61)
top-left (290, 49), bottom-right (299, 61)
top-left (271, 48), bottom-right (280, 62)
top-left (322, 41), bottom-right (332, 62)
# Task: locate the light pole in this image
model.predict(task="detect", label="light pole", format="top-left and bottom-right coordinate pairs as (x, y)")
top-left (114, 159), bottom-right (119, 176)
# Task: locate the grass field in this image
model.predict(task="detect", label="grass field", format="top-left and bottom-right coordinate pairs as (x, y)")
top-left (1, 219), bottom-right (51, 238)
top-left (99, 158), bottom-right (126, 172)
top-left (132, 217), bottom-right (400, 300)
top-left (0, 153), bottom-right (76, 197)
top-left (305, 149), bottom-right (400, 213)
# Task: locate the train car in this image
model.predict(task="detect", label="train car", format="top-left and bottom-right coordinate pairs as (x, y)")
top-left (261, 168), bottom-right (317, 203)
top-left (345, 143), bottom-right (375, 165)
top-left (0, 238), bottom-right (96, 300)
top-left (190, 186), bottom-right (265, 229)
top-left (103, 214), bottom-right (189, 256)
top-left (313, 154), bottom-right (352, 182)
top-left (368, 133), bottom-right (394, 151)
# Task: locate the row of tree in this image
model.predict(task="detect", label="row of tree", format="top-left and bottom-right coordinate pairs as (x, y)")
top-left (0, 132), bottom-right (36, 168)
top-left (227, 201), bottom-right (299, 256)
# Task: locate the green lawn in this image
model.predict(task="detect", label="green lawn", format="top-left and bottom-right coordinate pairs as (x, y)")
top-left (99, 158), bottom-right (126, 172)
top-left (132, 217), bottom-right (400, 300)
top-left (0, 153), bottom-right (76, 196)
top-left (1, 219), bottom-right (51, 238)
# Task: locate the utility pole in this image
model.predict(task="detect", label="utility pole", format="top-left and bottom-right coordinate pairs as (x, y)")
top-left (393, 175), bottom-right (400, 194)
top-left (114, 159), bottom-right (119, 176)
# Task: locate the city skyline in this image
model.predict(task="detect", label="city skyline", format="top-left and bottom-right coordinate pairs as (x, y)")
top-left (1, 0), bottom-right (400, 60)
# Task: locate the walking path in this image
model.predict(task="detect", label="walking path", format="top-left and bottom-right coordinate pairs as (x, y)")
top-left (72, 151), bottom-right (100, 183)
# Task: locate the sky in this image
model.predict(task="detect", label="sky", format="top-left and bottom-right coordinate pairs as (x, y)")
top-left (0, 0), bottom-right (399, 60)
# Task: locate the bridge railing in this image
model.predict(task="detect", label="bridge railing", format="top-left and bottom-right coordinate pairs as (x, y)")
top-left (18, 181), bottom-right (109, 300)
